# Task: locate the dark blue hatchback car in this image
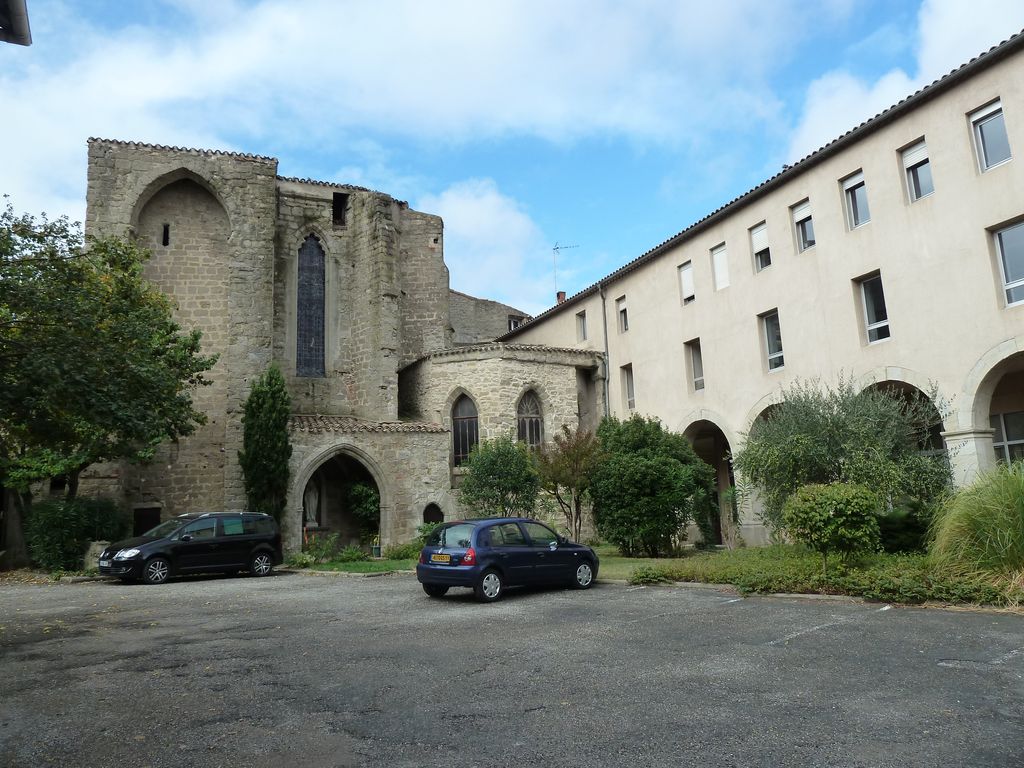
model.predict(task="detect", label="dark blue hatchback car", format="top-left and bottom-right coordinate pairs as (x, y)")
top-left (416, 517), bottom-right (599, 602)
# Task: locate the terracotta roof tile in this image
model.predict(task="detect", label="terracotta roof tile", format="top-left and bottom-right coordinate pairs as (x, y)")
top-left (87, 137), bottom-right (277, 164)
top-left (290, 414), bottom-right (446, 434)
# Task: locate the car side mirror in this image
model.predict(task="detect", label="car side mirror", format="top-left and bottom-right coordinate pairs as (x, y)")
top-left (549, 540), bottom-right (558, 551)
top-left (181, 534), bottom-right (193, 542)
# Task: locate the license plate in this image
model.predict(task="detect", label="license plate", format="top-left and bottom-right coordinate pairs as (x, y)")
top-left (99, 559), bottom-right (111, 567)
top-left (430, 553), bottom-right (451, 563)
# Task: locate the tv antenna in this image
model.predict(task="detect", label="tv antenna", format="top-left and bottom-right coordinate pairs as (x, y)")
top-left (552, 241), bottom-right (578, 293)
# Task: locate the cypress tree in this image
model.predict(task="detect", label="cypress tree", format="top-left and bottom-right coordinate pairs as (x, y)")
top-left (238, 365), bottom-right (292, 520)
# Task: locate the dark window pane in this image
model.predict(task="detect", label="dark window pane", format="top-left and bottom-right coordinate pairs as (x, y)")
top-left (998, 223), bottom-right (1024, 285)
top-left (863, 277), bottom-right (888, 324)
top-left (908, 160), bottom-right (934, 199)
top-left (1004, 411), bottom-right (1024, 442)
top-left (848, 183), bottom-right (871, 226)
top-left (452, 395), bottom-right (479, 466)
top-left (296, 235), bottom-right (326, 377)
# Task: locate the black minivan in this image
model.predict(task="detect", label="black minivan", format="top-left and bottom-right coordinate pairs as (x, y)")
top-left (98, 512), bottom-right (282, 584)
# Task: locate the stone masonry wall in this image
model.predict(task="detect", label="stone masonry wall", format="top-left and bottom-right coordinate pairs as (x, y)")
top-left (286, 428), bottom-right (455, 552)
top-left (85, 139), bottom-right (278, 516)
top-left (398, 211), bottom-right (451, 366)
top-left (449, 290), bottom-right (529, 345)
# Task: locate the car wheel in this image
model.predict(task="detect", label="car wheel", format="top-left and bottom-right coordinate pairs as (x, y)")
top-left (143, 557), bottom-right (170, 585)
top-left (250, 552), bottom-right (274, 577)
top-left (474, 569), bottom-right (504, 602)
top-left (422, 583), bottom-right (449, 598)
top-left (572, 560), bottom-right (595, 589)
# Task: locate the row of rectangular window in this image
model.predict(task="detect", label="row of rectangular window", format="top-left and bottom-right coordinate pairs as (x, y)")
top-left (658, 99), bottom-right (1013, 309)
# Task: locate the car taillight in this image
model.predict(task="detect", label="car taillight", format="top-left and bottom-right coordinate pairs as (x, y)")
top-left (462, 547), bottom-right (476, 565)
top-left (419, 550), bottom-right (427, 564)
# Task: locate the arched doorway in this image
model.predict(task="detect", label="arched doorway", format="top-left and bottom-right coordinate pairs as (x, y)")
top-left (973, 351), bottom-right (1024, 464)
top-left (423, 503), bottom-right (444, 524)
top-left (860, 380), bottom-right (947, 452)
top-left (302, 453), bottom-right (381, 549)
top-left (683, 419), bottom-right (734, 546)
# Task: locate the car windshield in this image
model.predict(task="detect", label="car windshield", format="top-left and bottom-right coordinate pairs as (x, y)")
top-left (143, 518), bottom-right (190, 538)
top-left (426, 523), bottom-right (475, 549)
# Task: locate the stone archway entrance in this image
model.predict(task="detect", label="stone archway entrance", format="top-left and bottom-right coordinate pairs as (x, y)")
top-left (302, 453), bottom-right (381, 549)
top-left (683, 419), bottom-right (734, 546)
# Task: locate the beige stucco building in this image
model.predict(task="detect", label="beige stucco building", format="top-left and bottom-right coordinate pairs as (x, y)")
top-left (504, 32), bottom-right (1024, 545)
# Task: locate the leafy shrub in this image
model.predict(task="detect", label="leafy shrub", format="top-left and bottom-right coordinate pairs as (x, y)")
top-left (25, 497), bottom-right (129, 570)
top-left (383, 542), bottom-right (422, 560)
top-left (286, 551), bottom-right (317, 568)
top-left (459, 433), bottom-right (540, 517)
top-left (782, 483), bottom-right (881, 575)
top-left (628, 565), bottom-right (675, 585)
top-left (336, 545), bottom-right (369, 563)
top-left (930, 462), bottom-right (1024, 575)
top-left (303, 532), bottom-right (340, 563)
top-left (876, 500), bottom-right (932, 553)
top-left (343, 481), bottom-right (380, 542)
top-left (591, 415), bottom-right (716, 556)
top-left (734, 377), bottom-right (952, 530)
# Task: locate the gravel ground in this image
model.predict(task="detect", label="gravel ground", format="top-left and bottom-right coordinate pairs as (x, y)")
top-left (1, 572), bottom-right (1022, 768)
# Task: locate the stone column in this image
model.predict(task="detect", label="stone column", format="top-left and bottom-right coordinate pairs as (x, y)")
top-left (942, 427), bottom-right (997, 487)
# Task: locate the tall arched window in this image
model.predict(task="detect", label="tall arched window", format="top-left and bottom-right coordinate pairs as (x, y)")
top-left (517, 390), bottom-right (544, 447)
top-left (452, 395), bottom-right (479, 466)
top-left (296, 235), bottom-right (325, 377)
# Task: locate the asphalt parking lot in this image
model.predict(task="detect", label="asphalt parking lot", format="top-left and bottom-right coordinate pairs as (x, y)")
top-left (1, 572), bottom-right (1022, 768)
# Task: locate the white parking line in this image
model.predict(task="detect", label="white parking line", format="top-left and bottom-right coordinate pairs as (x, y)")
top-left (767, 618), bottom-right (853, 646)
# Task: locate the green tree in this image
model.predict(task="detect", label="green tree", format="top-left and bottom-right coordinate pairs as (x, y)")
top-left (733, 377), bottom-right (952, 532)
top-left (782, 483), bottom-right (881, 576)
top-left (535, 424), bottom-right (601, 542)
top-left (458, 433), bottom-right (539, 518)
top-left (1, 200), bottom-right (216, 569)
top-left (238, 365), bottom-right (292, 520)
top-left (590, 415), bottom-right (717, 556)
top-left (343, 480), bottom-right (380, 542)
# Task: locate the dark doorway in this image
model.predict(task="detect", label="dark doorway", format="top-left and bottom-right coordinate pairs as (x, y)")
top-left (423, 503), bottom-right (443, 524)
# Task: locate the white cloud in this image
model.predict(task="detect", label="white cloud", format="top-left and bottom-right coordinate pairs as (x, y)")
top-left (0, 0), bottom-right (852, 222)
top-left (786, 0), bottom-right (1024, 162)
top-left (416, 179), bottom-right (553, 315)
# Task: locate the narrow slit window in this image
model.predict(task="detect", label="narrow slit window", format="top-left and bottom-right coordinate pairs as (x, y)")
top-left (859, 274), bottom-right (891, 342)
top-left (296, 235), bottom-right (326, 377)
top-left (622, 364), bottom-right (635, 410)
top-left (162, 224), bottom-right (170, 247)
top-left (686, 338), bottom-right (704, 391)
top-left (616, 296), bottom-right (628, 332)
top-left (332, 192), bottom-right (349, 226)
top-left (576, 310), bottom-right (588, 341)
top-left (762, 310), bottom-right (784, 371)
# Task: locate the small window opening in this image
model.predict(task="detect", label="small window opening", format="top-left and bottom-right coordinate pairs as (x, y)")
top-left (332, 193), bottom-right (349, 226)
top-left (162, 224), bottom-right (170, 247)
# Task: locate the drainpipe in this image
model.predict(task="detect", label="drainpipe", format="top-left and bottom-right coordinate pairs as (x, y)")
top-left (599, 282), bottom-right (610, 418)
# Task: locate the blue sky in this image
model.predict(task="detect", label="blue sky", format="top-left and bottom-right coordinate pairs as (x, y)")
top-left (3, 1), bottom-right (1024, 315)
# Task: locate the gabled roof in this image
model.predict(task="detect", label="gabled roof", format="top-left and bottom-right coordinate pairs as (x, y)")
top-left (500, 28), bottom-right (1024, 339)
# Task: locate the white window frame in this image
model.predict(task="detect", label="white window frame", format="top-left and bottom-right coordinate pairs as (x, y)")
top-left (616, 296), bottom-right (628, 333)
top-left (859, 274), bottom-right (891, 343)
top-left (902, 140), bottom-right (934, 202)
top-left (761, 310), bottom-right (784, 371)
top-left (791, 201), bottom-right (815, 252)
top-left (842, 171), bottom-right (871, 229)
top-left (576, 310), bottom-right (588, 341)
top-left (971, 100), bottom-right (1012, 171)
top-left (995, 221), bottom-right (1024, 307)
top-left (750, 222), bottom-right (771, 271)
top-left (686, 338), bottom-right (704, 391)
top-left (711, 243), bottom-right (729, 290)
top-left (622, 364), bottom-right (635, 410)
top-left (678, 261), bottom-right (695, 304)
top-left (991, 411), bottom-right (1024, 462)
